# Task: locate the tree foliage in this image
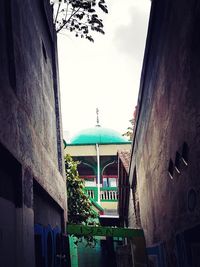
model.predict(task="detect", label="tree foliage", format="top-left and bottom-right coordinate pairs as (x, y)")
top-left (65, 154), bottom-right (99, 246)
top-left (123, 107), bottom-right (137, 141)
top-left (51, 0), bottom-right (108, 42)
top-left (122, 118), bottom-right (134, 141)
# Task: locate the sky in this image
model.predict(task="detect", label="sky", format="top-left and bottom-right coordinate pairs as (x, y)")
top-left (57, 0), bottom-right (151, 140)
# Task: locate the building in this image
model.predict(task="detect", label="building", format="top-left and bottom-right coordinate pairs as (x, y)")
top-left (65, 125), bottom-right (131, 215)
top-left (117, 150), bottom-right (147, 267)
top-left (0, 0), bottom-right (67, 266)
top-left (127, 0), bottom-right (200, 266)
top-left (118, 150), bottom-right (131, 228)
top-left (65, 123), bottom-right (131, 267)
top-left (116, 150), bottom-right (132, 267)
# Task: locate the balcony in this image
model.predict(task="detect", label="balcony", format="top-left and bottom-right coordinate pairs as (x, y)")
top-left (85, 187), bottom-right (118, 202)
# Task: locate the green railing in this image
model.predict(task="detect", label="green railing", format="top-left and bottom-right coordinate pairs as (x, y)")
top-left (85, 187), bottom-right (98, 202)
top-left (85, 187), bottom-right (118, 202)
top-left (100, 187), bottom-right (118, 202)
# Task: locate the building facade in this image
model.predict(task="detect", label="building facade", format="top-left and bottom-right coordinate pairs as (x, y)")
top-left (0, 1), bottom-right (67, 266)
top-left (65, 126), bottom-right (131, 215)
top-left (128, 0), bottom-right (200, 266)
top-left (65, 125), bottom-right (131, 267)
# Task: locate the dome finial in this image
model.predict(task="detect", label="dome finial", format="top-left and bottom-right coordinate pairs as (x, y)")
top-left (96, 107), bottom-right (101, 127)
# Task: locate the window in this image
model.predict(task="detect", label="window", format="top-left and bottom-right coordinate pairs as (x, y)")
top-left (102, 177), bottom-right (117, 187)
top-left (175, 152), bottom-right (181, 173)
top-left (103, 178), bottom-right (108, 187)
top-left (182, 142), bottom-right (189, 166)
top-left (109, 178), bottom-right (117, 187)
top-left (168, 159), bottom-right (174, 179)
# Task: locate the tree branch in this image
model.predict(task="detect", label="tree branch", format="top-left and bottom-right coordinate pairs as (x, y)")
top-left (56, 7), bottom-right (81, 33)
top-left (54, 2), bottom-right (61, 24)
top-left (65, 0), bottom-right (69, 21)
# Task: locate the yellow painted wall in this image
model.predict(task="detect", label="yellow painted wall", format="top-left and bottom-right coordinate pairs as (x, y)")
top-left (100, 202), bottom-right (118, 210)
top-left (65, 144), bottom-right (131, 156)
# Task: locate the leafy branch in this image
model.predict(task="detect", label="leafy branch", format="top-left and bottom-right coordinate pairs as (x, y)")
top-left (123, 107), bottom-right (138, 141)
top-left (51, 0), bottom-right (108, 42)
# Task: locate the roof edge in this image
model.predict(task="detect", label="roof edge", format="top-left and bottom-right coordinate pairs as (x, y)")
top-left (66, 142), bottom-right (131, 146)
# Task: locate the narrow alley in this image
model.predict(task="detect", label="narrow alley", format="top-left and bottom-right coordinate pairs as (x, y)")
top-left (0, 0), bottom-right (200, 267)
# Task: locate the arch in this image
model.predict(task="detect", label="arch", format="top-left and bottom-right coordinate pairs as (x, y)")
top-left (101, 161), bottom-right (118, 176)
top-left (102, 161), bottom-right (118, 187)
top-left (78, 161), bottom-right (96, 176)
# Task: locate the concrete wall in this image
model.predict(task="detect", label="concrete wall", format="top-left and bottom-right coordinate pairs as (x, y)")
top-left (101, 202), bottom-right (118, 210)
top-left (129, 0), bottom-right (200, 266)
top-left (66, 144), bottom-right (131, 157)
top-left (0, 0), bottom-right (67, 266)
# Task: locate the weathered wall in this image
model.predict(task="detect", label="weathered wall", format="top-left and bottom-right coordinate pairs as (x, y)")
top-left (0, 0), bottom-right (66, 207)
top-left (129, 0), bottom-right (200, 266)
top-left (0, 0), bottom-right (67, 266)
top-left (65, 144), bottom-right (131, 157)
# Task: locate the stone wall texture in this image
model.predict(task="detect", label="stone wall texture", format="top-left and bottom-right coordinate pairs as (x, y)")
top-left (128, 0), bottom-right (200, 266)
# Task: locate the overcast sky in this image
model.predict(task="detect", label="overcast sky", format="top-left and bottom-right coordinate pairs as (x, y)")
top-left (58, 0), bottom-right (151, 140)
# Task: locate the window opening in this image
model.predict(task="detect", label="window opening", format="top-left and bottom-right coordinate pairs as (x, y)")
top-left (182, 142), bottom-right (189, 166)
top-left (168, 159), bottom-right (174, 179)
top-left (175, 152), bottom-right (181, 174)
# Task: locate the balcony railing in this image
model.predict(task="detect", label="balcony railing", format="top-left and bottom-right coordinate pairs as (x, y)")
top-left (100, 189), bottom-right (118, 201)
top-left (86, 189), bottom-right (97, 200)
top-left (85, 187), bottom-right (118, 202)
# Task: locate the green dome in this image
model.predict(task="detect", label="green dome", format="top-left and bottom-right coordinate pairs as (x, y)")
top-left (70, 127), bottom-right (130, 145)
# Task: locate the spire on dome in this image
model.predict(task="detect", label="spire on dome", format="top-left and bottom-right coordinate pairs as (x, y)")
top-left (96, 107), bottom-right (101, 127)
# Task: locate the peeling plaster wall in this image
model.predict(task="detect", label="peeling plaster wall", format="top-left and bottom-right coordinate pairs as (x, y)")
top-left (129, 0), bottom-right (200, 266)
